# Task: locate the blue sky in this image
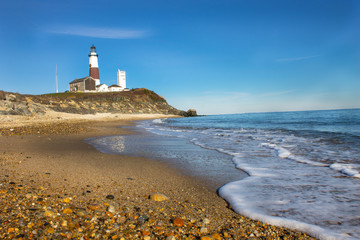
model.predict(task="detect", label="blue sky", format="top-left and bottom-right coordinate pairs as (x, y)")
top-left (0, 0), bottom-right (359, 114)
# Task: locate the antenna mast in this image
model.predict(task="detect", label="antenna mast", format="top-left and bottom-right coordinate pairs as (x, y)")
top-left (56, 64), bottom-right (58, 93)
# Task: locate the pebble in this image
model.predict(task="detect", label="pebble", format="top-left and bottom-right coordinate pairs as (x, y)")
top-left (44, 210), bottom-right (55, 218)
top-left (203, 218), bottom-right (210, 224)
top-left (107, 205), bottom-right (116, 213)
top-left (212, 233), bottom-right (222, 240)
top-left (106, 194), bottom-right (115, 200)
top-left (76, 210), bottom-right (86, 217)
top-left (150, 193), bottom-right (168, 201)
top-left (105, 211), bottom-right (113, 217)
top-left (88, 204), bottom-right (101, 211)
top-left (173, 217), bottom-right (184, 227)
top-left (62, 208), bottom-right (73, 214)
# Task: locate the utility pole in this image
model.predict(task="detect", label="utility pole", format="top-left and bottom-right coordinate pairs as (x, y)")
top-left (56, 64), bottom-right (58, 93)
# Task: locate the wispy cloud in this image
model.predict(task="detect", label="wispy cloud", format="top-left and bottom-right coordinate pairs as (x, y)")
top-left (259, 89), bottom-right (296, 97)
top-left (225, 91), bottom-right (251, 97)
top-left (47, 26), bottom-right (149, 39)
top-left (276, 55), bottom-right (320, 62)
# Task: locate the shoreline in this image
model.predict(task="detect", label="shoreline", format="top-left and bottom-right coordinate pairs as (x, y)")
top-left (0, 112), bottom-right (315, 239)
top-left (92, 123), bottom-right (249, 192)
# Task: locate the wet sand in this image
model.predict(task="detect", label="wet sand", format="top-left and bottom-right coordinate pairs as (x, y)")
top-left (0, 113), bottom-right (315, 239)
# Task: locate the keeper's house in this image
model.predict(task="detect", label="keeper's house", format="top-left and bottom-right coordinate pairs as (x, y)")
top-left (69, 76), bottom-right (96, 92)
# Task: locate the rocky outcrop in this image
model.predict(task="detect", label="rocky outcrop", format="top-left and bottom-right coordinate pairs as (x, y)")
top-left (185, 109), bottom-right (197, 117)
top-left (0, 92), bottom-right (47, 115)
top-left (0, 89), bottom-right (194, 117)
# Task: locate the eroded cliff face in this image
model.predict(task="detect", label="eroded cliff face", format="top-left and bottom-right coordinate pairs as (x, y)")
top-left (0, 89), bottom-right (192, 116)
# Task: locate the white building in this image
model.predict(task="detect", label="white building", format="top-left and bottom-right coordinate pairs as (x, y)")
top-left (117, 69), bottom-right (126, 89)
top-left (108, 84), bottom-right (123, 92)
top-left (96, 84), bottom-right (108, 92)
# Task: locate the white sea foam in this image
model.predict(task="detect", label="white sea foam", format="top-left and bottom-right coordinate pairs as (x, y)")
top-left (261, 142), bottom-right (317, 165)
top-left (152, 118), bottom-right (165, 124)
top-left (219, 181), bottom-right (354, 240)
top-left (260, 142), bottom-right (360, 175)
top-left (330, 163), bottom-right (360, 178)
top-left (261, 142), bottom-right (292, 158)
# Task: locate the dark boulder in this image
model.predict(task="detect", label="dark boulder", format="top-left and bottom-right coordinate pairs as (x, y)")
top-left (185, 109), bottom-right (197, 117)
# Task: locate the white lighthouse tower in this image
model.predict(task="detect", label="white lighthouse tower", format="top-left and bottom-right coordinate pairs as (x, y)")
top-left (89, 45), bottom-right (100, 86)
top-left (117, 69), bottom-right (126, 89)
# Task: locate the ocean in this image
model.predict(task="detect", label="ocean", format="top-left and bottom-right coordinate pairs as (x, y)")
top-left (87, 109), bottom-right (360, 240)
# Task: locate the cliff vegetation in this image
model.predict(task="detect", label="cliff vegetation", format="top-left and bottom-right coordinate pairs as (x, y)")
top-left (0, 89), bottom-right (196, 117)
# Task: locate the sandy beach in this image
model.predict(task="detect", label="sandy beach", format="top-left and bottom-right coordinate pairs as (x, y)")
top-left (0, 112), bottom-right (315, 239)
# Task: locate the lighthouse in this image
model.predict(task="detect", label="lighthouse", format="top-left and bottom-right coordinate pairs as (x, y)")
top-left (69, 45), bottom-right (130, 92)
top-left (89, 45), bottom-right (100, 86)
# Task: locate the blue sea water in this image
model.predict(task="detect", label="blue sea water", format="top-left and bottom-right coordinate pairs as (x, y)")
top-left (87, 109), bottom-right (360, 240)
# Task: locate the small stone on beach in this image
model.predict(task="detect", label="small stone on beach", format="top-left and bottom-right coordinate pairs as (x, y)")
top-left (88, 204), bottom-right (101, 211)
top-left (203, 218), bottom-right (210, 224)
top-left (173, 217), bottom-right (184, 227)
top-left (106, 194), bottom-right (115, 200)
top-left (107, 205), bottom-right (116, 213)
top-left (150, 193), bottom-right (168, 201)
top-left (62, 208), bottom-right (73, 214)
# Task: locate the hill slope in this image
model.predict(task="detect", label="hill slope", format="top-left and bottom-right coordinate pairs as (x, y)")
top-left (0, 89), bottom-right (195, 116)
